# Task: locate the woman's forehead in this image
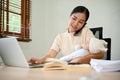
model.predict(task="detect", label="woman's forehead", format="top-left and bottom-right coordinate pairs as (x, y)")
top-left (71, 13), bottom-right (86, 21)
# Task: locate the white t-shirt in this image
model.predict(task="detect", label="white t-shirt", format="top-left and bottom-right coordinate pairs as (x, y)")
top-left (50, 27), bottom-right (95, 56)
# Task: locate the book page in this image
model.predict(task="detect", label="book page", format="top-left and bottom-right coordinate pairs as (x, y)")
top-left (42, 58), bottom-right (91, 71)
top-left (43, 58), bottom-right (68, 70)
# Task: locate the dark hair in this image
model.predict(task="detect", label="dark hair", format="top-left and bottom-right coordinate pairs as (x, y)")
top-left (70, 6), bottom-right (89, 22)
top-left (70, 6), bottom-right (90, 36)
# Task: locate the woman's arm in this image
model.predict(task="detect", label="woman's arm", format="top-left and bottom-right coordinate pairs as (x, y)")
top-left (69, 52), bottom-right (104, 64)
top-left (28, 49), bottom-right (58, 64)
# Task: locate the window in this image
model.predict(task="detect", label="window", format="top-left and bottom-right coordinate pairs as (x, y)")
top-left (0, 0), bottom-right (31, 42)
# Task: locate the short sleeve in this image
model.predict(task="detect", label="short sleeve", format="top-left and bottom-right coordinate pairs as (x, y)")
top-left (86, 29), bottom-right (95, 42)
top-left (82, 27), bottom-right (95, 43)
top-left (50, 34), bottom-right (62, 53)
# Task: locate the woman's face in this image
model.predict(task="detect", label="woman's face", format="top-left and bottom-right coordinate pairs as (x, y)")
top-left (68, 13), bottom-right (86, 32)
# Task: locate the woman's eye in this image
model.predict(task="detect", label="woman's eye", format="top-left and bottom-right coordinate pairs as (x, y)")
top-left (79, 20), bottom-right (85, 24)
top-left (79, 21), bottom-right (83, 24)
top-left (72, 17), bottom-right (76, 20)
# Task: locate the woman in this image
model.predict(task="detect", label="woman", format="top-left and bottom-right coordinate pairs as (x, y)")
top-left (28, 6), bottom-right (104, 64)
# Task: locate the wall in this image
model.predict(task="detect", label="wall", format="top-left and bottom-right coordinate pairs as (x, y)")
top-left (18, 0), bottom-right (120, 60)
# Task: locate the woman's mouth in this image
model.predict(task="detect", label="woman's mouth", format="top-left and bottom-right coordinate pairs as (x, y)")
top-left (71, 25), bottom-right (77, 30)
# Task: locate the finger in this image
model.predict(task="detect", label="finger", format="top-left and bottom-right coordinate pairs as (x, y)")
top-left (35, 61), bottom-right (38, 64)
top-left (28, 57), bottom-right (36, 63)
top-left (35, 59), bottom-right (44, 64)
top-left (28, 58), bottom-right (32, 62)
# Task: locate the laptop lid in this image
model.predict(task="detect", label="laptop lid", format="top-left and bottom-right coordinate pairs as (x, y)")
top-left (0, 37), bottom-right (29, 68)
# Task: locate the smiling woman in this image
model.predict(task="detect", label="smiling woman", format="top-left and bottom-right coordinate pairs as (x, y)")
top-left (28, 6), bottom-right (104, 64)
top-left (0, 0), bottom-right (31, 42)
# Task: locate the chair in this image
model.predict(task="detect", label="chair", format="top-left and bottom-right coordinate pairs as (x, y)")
top-left (90, 27), bottom-right (103, 39)
top-left (90, 27), bottom-right (111, 60)
top-left (102, 38), bottom-right (111, 60)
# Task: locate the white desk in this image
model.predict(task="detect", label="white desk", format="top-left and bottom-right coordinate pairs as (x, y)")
top-left (0, 65), bottom-right (120, 80)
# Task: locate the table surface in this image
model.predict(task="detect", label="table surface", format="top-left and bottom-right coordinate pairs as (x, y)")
top-left (0, 65), bottom-right (120, 80)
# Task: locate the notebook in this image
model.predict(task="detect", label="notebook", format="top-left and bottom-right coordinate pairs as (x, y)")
top-left (0, 37), bottom-right (44, 68)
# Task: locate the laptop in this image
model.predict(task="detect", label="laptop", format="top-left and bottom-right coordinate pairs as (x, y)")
top-left (0, 37), bottom-right (44, 68)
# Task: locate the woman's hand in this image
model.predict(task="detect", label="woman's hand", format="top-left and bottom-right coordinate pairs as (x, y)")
top-left (28, 57), bottom-right (45, 64)
top-left (69, 56), bottom-right (90, 64)
top-left (28, 49), bottom-right (58, 64)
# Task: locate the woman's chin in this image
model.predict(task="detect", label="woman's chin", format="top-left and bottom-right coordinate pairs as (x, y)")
top-left (68, 28), bottom-right (77, 32)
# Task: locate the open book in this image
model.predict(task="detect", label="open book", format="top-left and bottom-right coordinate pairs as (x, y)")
top-left (43, 58), bottom-right (68, 70)
top-left (42, 58), bottom-right (91, 71)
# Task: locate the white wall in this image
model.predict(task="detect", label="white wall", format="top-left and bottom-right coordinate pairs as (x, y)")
top-left (19, 0), bottom-right (120, 60)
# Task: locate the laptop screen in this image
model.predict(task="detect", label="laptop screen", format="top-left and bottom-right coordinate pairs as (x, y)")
top-left (0, 37), bottom-right (29, 68)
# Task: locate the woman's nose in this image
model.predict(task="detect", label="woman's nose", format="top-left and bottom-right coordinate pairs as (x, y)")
top-left (73, 21), bottom-right (78, 26)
